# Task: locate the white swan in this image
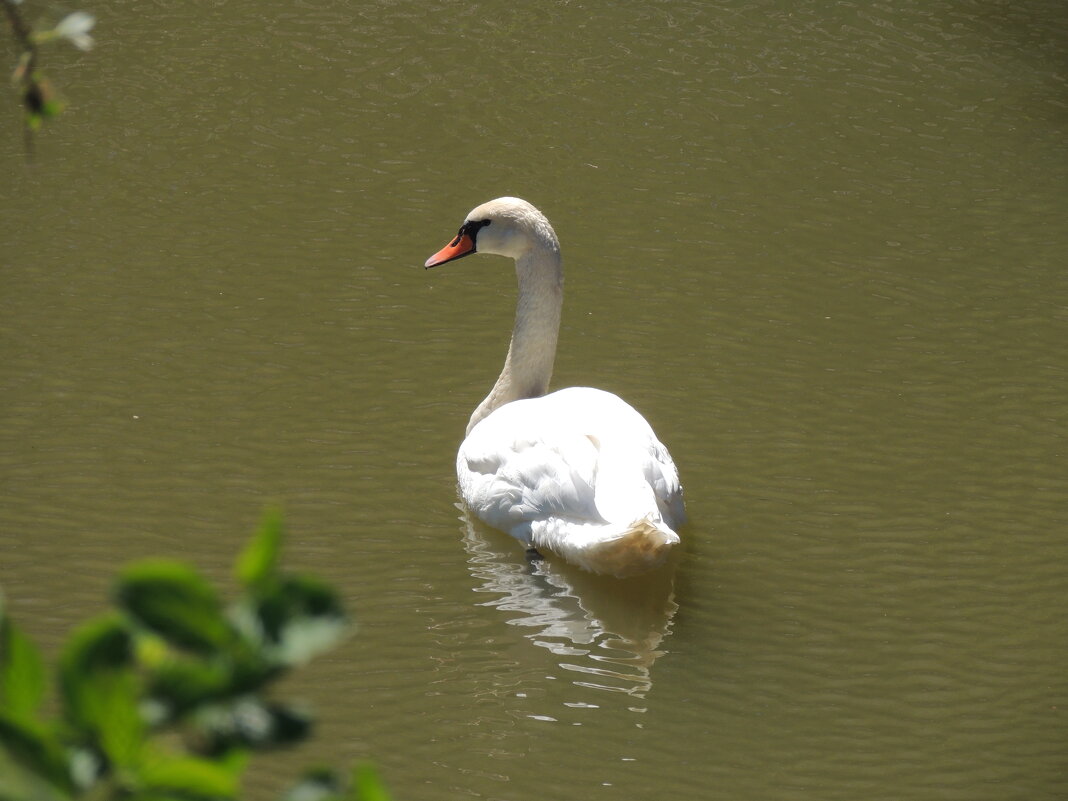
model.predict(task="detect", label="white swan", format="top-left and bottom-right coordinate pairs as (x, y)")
top-left (425, 197), bottom-right (684, 577)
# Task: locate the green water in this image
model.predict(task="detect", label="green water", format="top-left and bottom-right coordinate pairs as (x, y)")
top-left (3, 1), bottom-right (1066, 799)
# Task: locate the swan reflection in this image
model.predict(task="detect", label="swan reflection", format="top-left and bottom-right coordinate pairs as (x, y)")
top-left (459, 508), bottom-right (678, 699)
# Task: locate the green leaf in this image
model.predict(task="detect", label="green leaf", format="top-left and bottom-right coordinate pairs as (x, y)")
top-left (281, 768), bottom-right (342, 801)
top-left (116, 562), bottom-right (232, 655)
top-left (146, 658), bottom-right (233, 717)
top-left (95, 671), bottom-right (143, 767)
top-left (0, 617), bottom-right (45, 723)
top-left (145, 641), bottom-right (281, 724)
top-left (41, 99), bottom-right (63, 119)
top-left (350, 763), bottom-right (391, 801)
top-left (61, 616), bottom-right (131, 674)
top-left (273, 616), bottom-right (347, 667)
top-left (59, 616), bottom-right (133, 731)
top-left (236, 509), bottom-right (284, 589)
top-left (256, 577), bottom-right (347, 666)
top-left (135, 749), bottom-right (242, 798)
top-left (0, 715), bottom-right (74, 793)
top-left (193, 696), bottom-right (310, 755)
top-left (59, 615), bottom-right (141, 763)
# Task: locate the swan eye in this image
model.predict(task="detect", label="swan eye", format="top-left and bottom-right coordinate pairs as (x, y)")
top-left (447, 219), bottom-right (492, 249)
top-left (461, 218), bottom-right (492, 241)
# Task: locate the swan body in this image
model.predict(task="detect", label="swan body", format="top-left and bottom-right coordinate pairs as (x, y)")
top-left (426, 197), bottom-right (684, 577)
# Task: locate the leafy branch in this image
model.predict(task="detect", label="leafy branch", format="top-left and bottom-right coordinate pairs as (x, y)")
top-left (3, 0), bottom-right (96, 152)
top-left (0, 510), bottom-right (391, 801)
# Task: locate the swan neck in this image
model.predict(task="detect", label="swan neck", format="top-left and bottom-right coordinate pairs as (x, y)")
top-left (467, 244), bottom-right (563, 435)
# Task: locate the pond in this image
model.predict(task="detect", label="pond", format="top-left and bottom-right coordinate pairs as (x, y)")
top-left (2, 1), bottom-right (1066, 799)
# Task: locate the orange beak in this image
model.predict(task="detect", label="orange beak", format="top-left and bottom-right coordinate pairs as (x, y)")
top-left (425, 232), bottom-right (476, 269)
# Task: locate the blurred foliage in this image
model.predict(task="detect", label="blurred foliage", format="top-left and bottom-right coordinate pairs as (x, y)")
top-left (3, 1), bottom-right (96, 151)
top-left (0, 510), bottom-right (391, 801)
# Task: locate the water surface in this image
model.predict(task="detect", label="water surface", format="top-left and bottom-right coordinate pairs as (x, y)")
top-left (3, 1), bottom-right (1067, 799)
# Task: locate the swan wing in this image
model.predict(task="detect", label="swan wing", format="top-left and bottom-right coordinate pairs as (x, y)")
top-left (458, 410), bottom-right (603, 543)
top-left (457, 388), bottom-right (684, 543)
top-left (644, 437), bottom-right (686, 526)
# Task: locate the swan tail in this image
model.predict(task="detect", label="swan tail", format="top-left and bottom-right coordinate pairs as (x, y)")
top-left (532, 516), bottom-right (680, 578)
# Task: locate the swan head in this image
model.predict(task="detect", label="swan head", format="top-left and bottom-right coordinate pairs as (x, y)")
top-left (425, 197), bottom-right (559, 268)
